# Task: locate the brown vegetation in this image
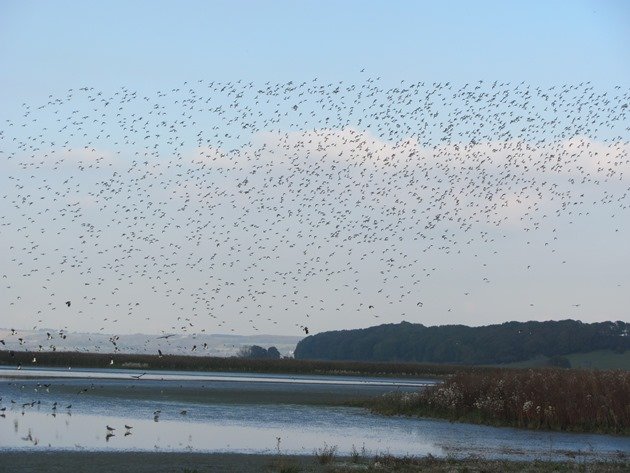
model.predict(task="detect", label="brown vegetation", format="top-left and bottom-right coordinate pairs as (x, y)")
top-left (327, 455), bottom-right (629, 472)
top-left (364, 368), bottom-right (630, 435)
top-left (0, 349), bottom-right (463, 377)
top-left (2, 451), bottom-right (628, 473)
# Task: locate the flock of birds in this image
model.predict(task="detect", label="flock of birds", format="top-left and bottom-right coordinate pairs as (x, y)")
top-left (0, 78), bottom-right (628, 355)
top-left (0, 77), bottom-right (628, 450)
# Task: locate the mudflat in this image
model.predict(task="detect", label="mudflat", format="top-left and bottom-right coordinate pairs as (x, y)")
top-left (0, 452), bottom-right (318, 473)
top-left (2, 452), bottom-right (629, 473)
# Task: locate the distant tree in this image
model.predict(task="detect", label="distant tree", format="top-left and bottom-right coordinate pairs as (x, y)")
top-left (238, 345), bottom-right (280, 359)
top-left (267, 346), bottom-right (281, 359)
top-left (236, 346), bottom-right (251, 358)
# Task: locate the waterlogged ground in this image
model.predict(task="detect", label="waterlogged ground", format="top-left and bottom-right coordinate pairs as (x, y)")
top-left (0, 367), bottom-right (628, 461)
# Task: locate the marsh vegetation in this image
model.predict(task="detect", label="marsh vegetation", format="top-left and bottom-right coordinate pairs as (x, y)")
top-left (0, 349), bottom-right (459, 377)
top-left (361, 368), bottom-right (630, 435)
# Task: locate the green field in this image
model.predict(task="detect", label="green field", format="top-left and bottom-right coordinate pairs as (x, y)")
top-left (565, 350), bottom-right (630, 370)
top-left (497, 350), bottom-right (629, 370)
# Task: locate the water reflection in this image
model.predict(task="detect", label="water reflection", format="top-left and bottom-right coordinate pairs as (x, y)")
top-left (1, 370), bottom-right (628, 460)
top-left (2, 404), bottom-right (628, 460)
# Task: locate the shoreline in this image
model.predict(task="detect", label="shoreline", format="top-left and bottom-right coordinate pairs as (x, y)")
top-left (3, 365), bottom-right (628, 438)
top-left (1, 451), bottom-right (628, 473)
top-left (0, 349), bottom-right (459, 378)
top-left (5, 348), bottom-right (625, 381)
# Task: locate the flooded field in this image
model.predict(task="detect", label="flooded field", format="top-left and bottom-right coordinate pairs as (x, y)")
top-left (0, 367), bottom-right (628, 461)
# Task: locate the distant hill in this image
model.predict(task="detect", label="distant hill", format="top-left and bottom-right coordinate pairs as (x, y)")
top-left (294, 320), bottom-right (629, 366)
top-left (0, 328), bottom-right (302, 358)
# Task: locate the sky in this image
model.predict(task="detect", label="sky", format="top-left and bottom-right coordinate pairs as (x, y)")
top-left (1, 1), bottom-right (629, 338)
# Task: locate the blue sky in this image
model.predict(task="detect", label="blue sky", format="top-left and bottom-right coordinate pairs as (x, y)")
top-left (1, 0), bottom-right (628, 102)
top-left (1, 1), bottom-right (629, 337)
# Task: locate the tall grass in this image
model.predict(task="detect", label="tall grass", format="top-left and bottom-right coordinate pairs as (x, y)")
top-left (314, 443), bottom-right (338, 464)
top-left (367, 368), bottom-right (630, 435)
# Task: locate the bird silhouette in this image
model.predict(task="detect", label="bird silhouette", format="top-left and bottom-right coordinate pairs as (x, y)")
top-left (0, 77), bottom-right (626, 357)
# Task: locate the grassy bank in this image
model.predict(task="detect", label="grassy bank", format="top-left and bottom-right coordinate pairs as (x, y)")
top-left (360, 368), bottom-right (630, 435)
top-left (0, 349), bottom-right (460, 378)
top-left (1, 451), bottom-right (627, 473)
top-left (325, 456), bottom-right (630, 472)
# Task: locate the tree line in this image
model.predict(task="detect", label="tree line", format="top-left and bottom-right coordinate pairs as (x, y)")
top-left (237, 345), bottom-right (281, 359)
top-left (294, 319), bottom-right (629, 364)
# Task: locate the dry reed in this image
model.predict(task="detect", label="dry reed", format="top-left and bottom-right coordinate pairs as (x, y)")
top-left (368, 368), bottom-right (630, 435)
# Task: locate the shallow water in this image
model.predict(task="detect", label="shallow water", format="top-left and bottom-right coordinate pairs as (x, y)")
top-left (0, 368), bottom-right (628, 460)
top-left (0, 366), bottom-right (435, 387)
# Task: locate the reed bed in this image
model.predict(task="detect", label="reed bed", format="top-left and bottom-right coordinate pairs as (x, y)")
top-left (367, 368), bottom-right (630, 435)
top-left (0, 349), bottom-right (463, 378)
